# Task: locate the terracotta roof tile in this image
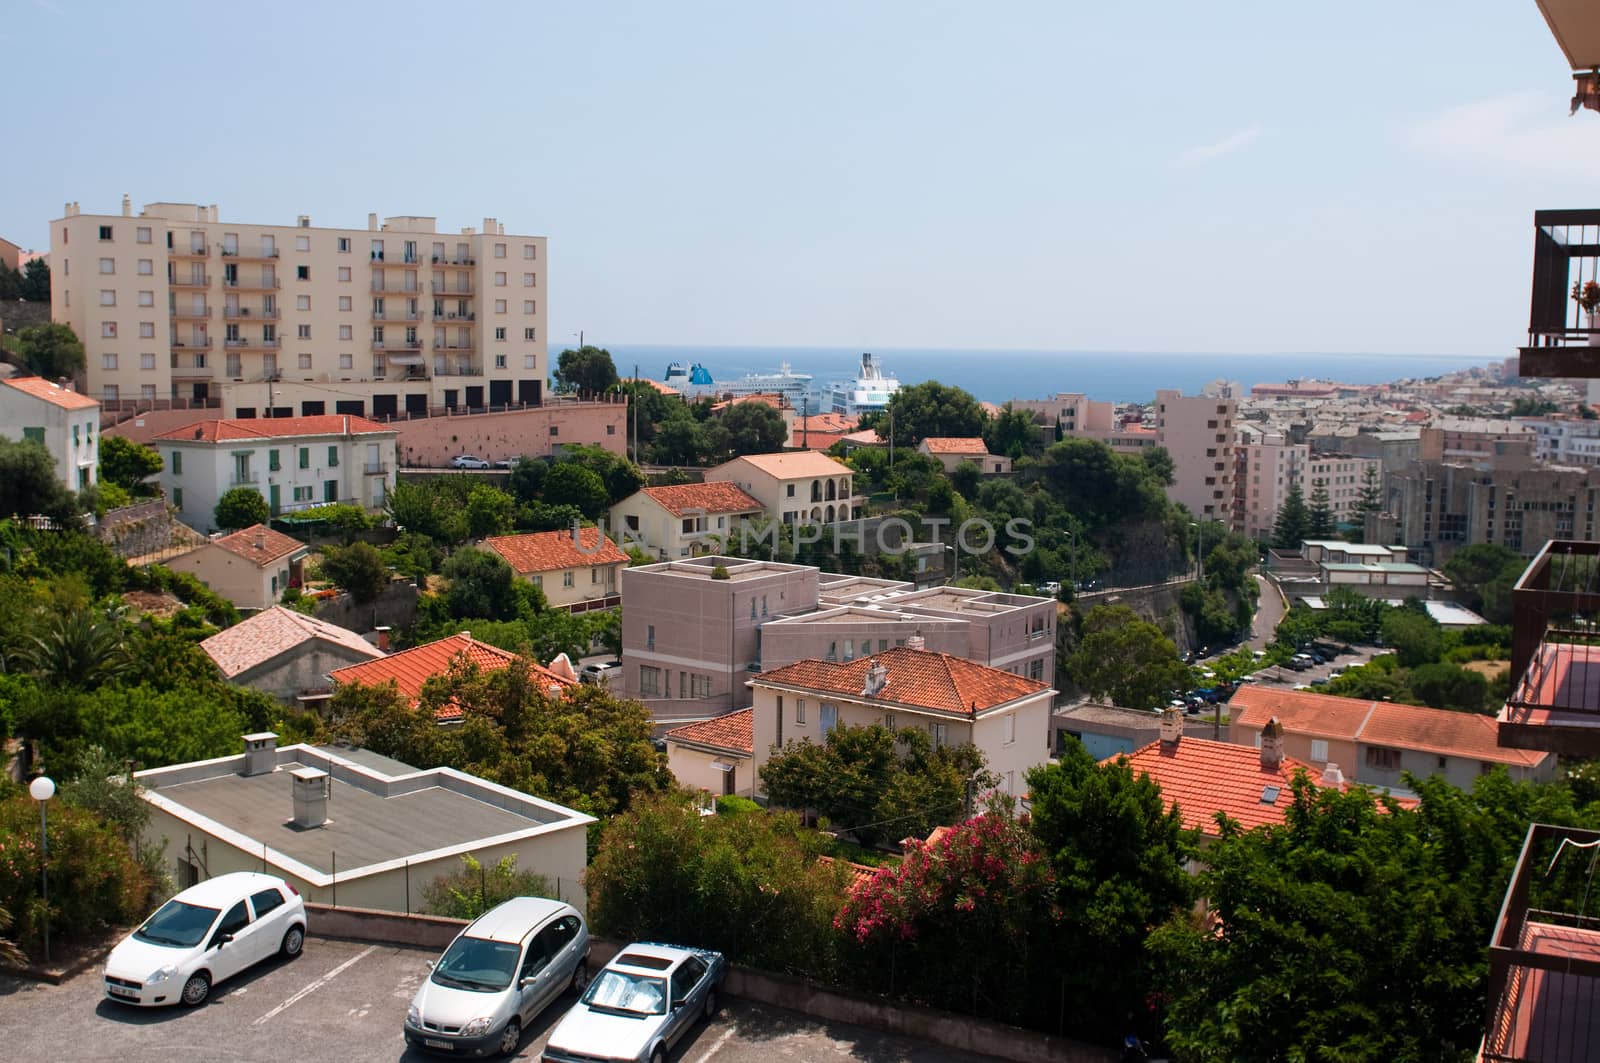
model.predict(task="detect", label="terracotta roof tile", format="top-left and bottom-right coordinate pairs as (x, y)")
top-left (211, 524), bottom-right (308, 566)
top-left (710, 452), bottom-right (852, 480)
top-left (201, 606), bottom-right (382, 678)
top-left (0, 376), bottom-right (100, 410)
top-left (1228, 686), bottom-right (1378, 740)
top-left (920, 437), bottom-right (989, 455)
top-left (710, 392), bottom-right (788, 411)
top-left (638, 483), bottom-right (764, 518)
top-left (664, 708), bottom-right (754, 755)
top-left (840, 429), bottom-right (887, 446)
top-left (155, 414), bottom-right (394, 443)
top-left (1112, 737), bottom-right (1325, 834)
top-left (755, 647), bottom-right (1048, 715)
top-left (483, 528), bottom-right (628, 573)
top-left (815, 855), bottom-right (885, 894)
top-left (328, 632), bottom-right (577, 721)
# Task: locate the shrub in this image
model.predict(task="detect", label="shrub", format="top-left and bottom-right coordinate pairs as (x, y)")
top-left (420, 853), bottom-right (553, 920)
top-left (716, 795), bottom-right (762, 816)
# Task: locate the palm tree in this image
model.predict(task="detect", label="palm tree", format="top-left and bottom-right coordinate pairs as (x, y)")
top-left (20, 604), bottom-right (132, 688)
top-left (0, 904), bottom-right (26, 968)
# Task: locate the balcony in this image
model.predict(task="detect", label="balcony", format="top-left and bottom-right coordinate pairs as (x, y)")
top-left (372, 340), bottom-right (424, 354)
top-left (370, 280), bottom-right (423, 295)
top-left (431, 255), bottom-right (475, 267)
top-left (370, 252), bottom-right (424, 266)
top-left (171, 305), bottom-right (211, 320)
top-left (169, 338), bottom-right (213, 350)
top-left (224, 337), bottom-right (282, 351)
top-left (431, 310), bottom-right (476, 321)
top-left (221, 247), bottom-right (280, 262)
top-left (363, 462), bottom-right (388, 476)
top-left (1481, 823), bottom-right (1600, 1062)
top-left (170, 274), bottom-right (211, 289)
top-left (432, 280), bottom-right (474, 296)
top-left (222, 276), bottom-right (281, 291)
top-left (371, 310), bottom-right (423, 323)
top-left (169, 245), bottom-right (208, 259)
top-left (1498, 539), bottom-right (1600, 757)
top-left (432, 358), bottom-right (482, 377)
top-left (434, 341), bottom-right (476, 353)
top-left (1517, 210), bottom-right (1600, 378)
top-left (223, 306), bottom-right (281, 321)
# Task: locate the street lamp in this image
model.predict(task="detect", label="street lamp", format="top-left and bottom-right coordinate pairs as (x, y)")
top-left (29, 775), bottom-right (54, 965)
top-left (1190, 522), bottom-right (1206, 583)
top-left (1064, 528), bottom-right (1076, 593)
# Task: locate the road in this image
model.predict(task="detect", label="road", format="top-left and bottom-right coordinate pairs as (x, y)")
top-left (1248, 573), bottom-right (1287, 651)
top-left (0, 936), bottom-right (1001, 1063)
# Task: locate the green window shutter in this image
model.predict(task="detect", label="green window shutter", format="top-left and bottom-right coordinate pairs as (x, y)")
top-left (299, 447), bottom-right (309, 469)
top-left (173, 487), bottom-right (183, 510)
top-left (22, 427), bottom-right (44, 445)
top-left (327, 445), bottom-right (338, 467)
top-left (269, 449), bottom-right (280, 471)
top-left (171, 450), bottom-right (182, 474)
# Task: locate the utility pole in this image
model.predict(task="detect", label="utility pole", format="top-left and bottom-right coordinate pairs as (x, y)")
top-left (801, 394), bottom-right (809, 449)
top-left (632, 363), bottom-right (639, 465)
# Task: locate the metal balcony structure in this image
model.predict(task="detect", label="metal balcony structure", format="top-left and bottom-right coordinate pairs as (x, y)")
top-left (1517, 210), bottom-right (1600, 378)
top-left (1499, 539), bottom-right (1600, 757)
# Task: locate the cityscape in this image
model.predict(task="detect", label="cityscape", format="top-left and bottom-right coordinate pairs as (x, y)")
top-left (4, 3), bottom-right (1600, 1063)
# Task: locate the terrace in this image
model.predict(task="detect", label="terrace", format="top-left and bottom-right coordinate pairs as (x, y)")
top-left (1517, 210), bottom-right (1600, 379)
top-left (1499, 539), bottom-right (1600, 757)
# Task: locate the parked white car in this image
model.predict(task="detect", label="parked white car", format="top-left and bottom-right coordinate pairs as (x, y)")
top-left (579, 660), bottom-right (623, 687)
top-left (405, 896), bottom-right (589, 1058)
top-left (102, 871), bottom-right (305, 1007)
top-left (542, 942), bottom-right (727, 1063)
top-left (450, 454), bottom-right (492, 470)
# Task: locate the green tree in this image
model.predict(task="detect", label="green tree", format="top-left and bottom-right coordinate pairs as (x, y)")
top-left (421, 853), bottom-right (553, 920)
top-left (20, 258), bottom-right (50, 302)
top-left (1271, 481), bottom-right (1309, 550)
top-left (983, 404), bottom-right (1043, 459)
top-left (541, 462), bottom-right (609, 519)
top-left (1381, 605), bottom-right (1443, 668)
top-left (464, 483), bottom-right (516, 539)
top-left (319, 542), bottom-right (389, 604)
top-left (1406, 661), bottom-right (1490, 714)
top-left (871, 381), bottom-right (986, 447)
top-left (949, 459), bottom-right (982, 500)
top-left (552, 345), bottom-right (621, 398)
top-left (385, 479), bottom-right (469, 545)
top-left (12, 323), bottom-right (83, 379)
top-left (1066, 605), bottom-right (1192, 709)
top-left (98, 435), bottom-right (163, 494)
top-left (720, 402), bottom-right (789, 457)
top-left (1441, 543), bottom-right (1525, 625)
top-left (506, 456), bottom-right (547, 504)
top-left (1353, 464), bottom-right (1384, 536)
top-left (0, 437), bottom-right (80, 525)
top-left (441, 548), bottom-right (520, 621)
top-left (1306, 480), bottom-right (1334, 538)
top-left (20, 604), bottom-right (132, 689)
top-left (66, 683), bottom-right (245, 769)
top-left (213, 486), bottom-right (268, 532)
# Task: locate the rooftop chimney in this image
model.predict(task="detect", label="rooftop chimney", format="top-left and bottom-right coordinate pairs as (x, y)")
top-left (368, 212), bottom-right (378, 231)
top-left (374, 625), bottom-right (391, 652)
top-left (1321, 763), bottom-right (1344, 787)
top-left (905, 630), bottom-right (925, 651)
top-left (297, 214), bottom-right (311, 228)
top-left (1160, 705), bottom-right (1184, 747)
top-left (861, 660), bottom-right (889, 697)
top-left (290, 766), bottom-right (329, 829)
top-left (241, 732), bottom-right (278, 777)
top-left (121, 194), bottom-right (131, 217)
top-left (255, 529), bottom-right (267, 552)
top-left (1260, 717), bottom-right (1285, 771)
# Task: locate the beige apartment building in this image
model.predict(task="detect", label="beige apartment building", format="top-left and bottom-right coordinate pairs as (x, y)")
top-left (704, 451), bottom-right (862, 526)
top-left (1154, 389), bottom-right (1236, 524)
top-left (50, 198), bottom-right (547, 419)
top-left (1235, 425), bottom-right (1379, 539)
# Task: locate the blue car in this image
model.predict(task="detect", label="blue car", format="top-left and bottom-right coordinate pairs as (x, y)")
top-left (542, 942), bottom-right (726, 1063)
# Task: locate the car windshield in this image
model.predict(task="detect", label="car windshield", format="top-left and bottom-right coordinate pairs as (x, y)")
top-left (430, 936), bottom-right (521, 993)
top-left (133, 899), bottom-right (220, 948)
top-left (581, 968), bottom-right (668, 1015)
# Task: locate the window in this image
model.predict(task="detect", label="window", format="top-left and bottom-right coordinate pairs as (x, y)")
top-left (269, 449), bottom-right (281, 471)
top-left (495, 354), bottom-right (507, 368)
top-left (671, 956), bottom-right (707, 1009)
top-left (327, 446), bottom-right (339, 467)
top-left (99, 289), bottom-right (116, 306)
top-left (297, 325), bottom-right (311, 339)
top-left (102, 322), bottom-right (117, 338)
top-left (297, 294), bottom-right (311, 310)
top-left (523, 300), bottom-right (535, 314)
top-left (296, 265), bottom-right (309, 280)
top-left (339, 352), bottom-right (353, 369)
top-left (140, 384), bottom-right (155, 400)
top-left (138, 258), bottom-right (153, 275)
top-left (525, 355), bottom-right (538, 369)
top-left (98, 257), bottom-right (115, 274)
top-left (139, 322), bottom-right (154, 338)
top-left (171, 486), bottom-right (182, 509)
top-left (786, 484), bottom-right (795, 497)
top-left (170, 451), bottom-right (182, 474)
top-left (98, 225), bottom-right (113, 241)
top-left (523, 273), bottom-right (536, 287)
top-left (102, 353), bottom-right (118, 370)
top-left (795, 699), bottom-right (807, 725)
top-left (524, 244), bottom-right (536, 259)
top-left (140, 352), bottom-right (156, 370)
top-left (494, 271), bottom-right (506, 287)
top-left (1310, 739), bottom-right (1330, 762)
top-left (136, 226), bottom-right (151, 244)
top-left (337, 325), bottom-right (353, 341)
top-left (494, 327), bottom-right (506, 341)
top-left (646, 624), bottom-right (655, 650)
top-left (494, 243), bottom-right (506, 258)
top-left (293, 485), bottom-right (313, 502)
top-left (1004, 713), bottom-right (1016, 745)
top-left (298, 352), bottom-right (313, 369)
top-left (929, 722), bottom-right (948, 748)
top-left (337, 237), bottom-right (351, 253)
top-left (690, 674), bottom-right (712, 698)
top-left (524, 327), bottom-right (536, 340)
top-left (639, 666), bottom-right (661, 696)
top-left (562, 570), bottom-right (575, 588)
top-left (337, 266), bottom-right (351, 282)
top-left (139, 290), bottom-right (154, 306)
top-left (298, 447), bottom-right (310, 469)
top-left (1365, 747), bottom-right (1401, 771)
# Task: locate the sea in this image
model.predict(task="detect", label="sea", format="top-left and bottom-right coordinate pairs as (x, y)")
top-left (602, 344), bottom-right (1498, 405)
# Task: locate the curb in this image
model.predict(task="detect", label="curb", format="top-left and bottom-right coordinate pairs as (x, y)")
top-left (2, 935), bottom-right (122, 986)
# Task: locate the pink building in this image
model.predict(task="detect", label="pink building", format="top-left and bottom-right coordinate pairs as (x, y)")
top-left (1154, 389), bottom-right (1236, 525)
top-left (390, 402), bottom-right (626, 467)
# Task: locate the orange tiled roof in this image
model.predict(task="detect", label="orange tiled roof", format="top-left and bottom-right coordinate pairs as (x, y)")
top-left (211, 524), bottom-right (308, 566)
top-left (201, 606), bottom-right (381, 678)
top-left (755, 647), bottom-right (1048, 715)
top-left (155, 414), bottom-right (393, 443)
top-left (1113, 736), bottom-right (1324, 834)
top-left (1229, 685), bottom-right (1378, 740)
top-left (816, 855), bottom-right (885, 894)
top-left (328, 632), bottom-right (576, 721)
top-left (839, 429), bottom-right (887, 446)
top-left (483, 528), bottom-right (628, 573)
top-left (712, 452), bottom-right (851, 479)
top-left (639, 483), bottom-right (764, 518)
top-left (710, 392), bottom-right (788, 412)
top-left (793, 413), bottom-right (858, 435)
top-left (664, 708), bottom-right (754, 755)
top-left (0, 376), bottom-right (100, 410)
top-left (920, 437), bottom-right (989, 455)
top-left (636, 378), bottom-right (681, 396)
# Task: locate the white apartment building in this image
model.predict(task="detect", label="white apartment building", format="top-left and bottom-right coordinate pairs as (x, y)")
top-left (1529, 416), bottom-right (1600, 467)
top-left (153, 414), bottom-right (397, 532)
top-left (704, 451), bottom-right (862, 526)
top-left (0, 376), bottom-right (100, 492)
top-left (50, 198), bottom-right (547, 419)
top-left (1154, 389), bottom-right (1236, 525)
top-left (1306, 452), bottom-right (1381, 527)
top-left (1235, 426), bottom-right (1380, 539)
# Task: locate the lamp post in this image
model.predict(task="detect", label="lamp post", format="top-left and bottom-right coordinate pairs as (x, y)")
top-left (1191, 522), bottom-right (1206, 583)
top-left (1065, 528), bottom-right (1076, 593)
top-left (29, 775), bottom-right (54, 965)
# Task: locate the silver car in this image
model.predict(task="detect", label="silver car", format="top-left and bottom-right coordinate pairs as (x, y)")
top-left (542, 942), bottom-right (726, 1063)
top-left (405, 897), bottom-right (589, 1058)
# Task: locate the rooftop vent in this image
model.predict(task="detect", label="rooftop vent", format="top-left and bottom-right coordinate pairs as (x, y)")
top-left (905, 630), bottom-right (926, 651)
top-left (241, 732), bottom-right (278, 777)
top-left (861, 660), bottom-right (889, 697)
top-left (1321, 763), bottom-right (1345, 787)
top-left (290, 766), bottom-right (330, 829)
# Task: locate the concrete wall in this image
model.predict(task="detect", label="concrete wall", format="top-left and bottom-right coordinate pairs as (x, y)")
top-left (311, 579), bottom-right (420, 634)
top-left (165, 542), bottom-right (289, 611)
top-left (235, 640), bottom-right (383, 702)
top-left (391, 402), bottom-right (625, 468)
top-left (666, 744), bottom-right (756, 798)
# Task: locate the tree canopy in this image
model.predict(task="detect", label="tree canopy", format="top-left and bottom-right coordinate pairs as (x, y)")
top-left (10, 323), bottom-right (84, 380)
top-left (319, 542), bottom-right (389, 604)
top-left (98, 436), bottom-right (163, 494)
top-left (1272, 481), bottom-right (1309, 549)
top-left (213, 486), bottom-right (268, 532)
top-left (553, 345), bottom-right (620, 398)
top-left (867, 380), bottom-right (986, 447)
top-left (719, 401), bottom-right (789, 457)
top-left (1066, 605), bottom-right (1192, 709)
top-left (0, 436), bottom-right (80, 525)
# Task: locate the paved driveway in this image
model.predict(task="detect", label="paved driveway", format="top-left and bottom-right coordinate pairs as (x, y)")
top-left (0, 936), bottom-right (999, 1062)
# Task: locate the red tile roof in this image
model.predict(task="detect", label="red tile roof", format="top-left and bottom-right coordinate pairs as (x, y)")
top-left (664, 708), bottom-right (754, 755)
top-left (792, 413), bottom-right (858, 435)
top-left (839, 429), bottom-right (887, 446)
top-left (483, 528), bottom-right (628, 573)
top-left (1112, 736), bottom-right (1324, 834)
top-left (328, 632), bottom-right (577, 721)
top-left (755, 647), bottom-right (1048, 715)
top-left (711, 452), bottom-right (852, 480)
top-left (0, 375), bottom-right (100, 410)
top-left (201, 606), bottom-right (381, 678)
top-left (710, 392), bottom-right (789, 412)
top-left (920, 437), bottom-right (989, 455)
top-left (815, 855), bottom-right (885, 894)
top-left (1231, 686), bottom-right (1547, 768)
top-left (639, 483), bottom-right (763, 518)
top-left (155, 414), bottom-right (394, 443)
top-left (211, 524), bottom-right (308, 566)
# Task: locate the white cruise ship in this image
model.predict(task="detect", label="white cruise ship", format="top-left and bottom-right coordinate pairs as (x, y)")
top-left (718, 361), bottom-right (814, 407)
top-left (828, 353), bottom-right (901, 416)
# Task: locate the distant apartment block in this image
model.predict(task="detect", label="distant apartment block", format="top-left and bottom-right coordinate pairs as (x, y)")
top-left (1154, 389), bottom-right (1236, 524)
top-left (51, 198), bottom-right (547, 418)
top-left (1235, 427), bottom-right (1380, 540)
top-left (1381, 459), bottom-right (1600, 564)
top-left (1528, 415), bottom-right (1600, 468)
top-left (0, 375), bottom-right (100, 492)
top-left (1009, 392), bottom-right (1155, 452)
top-left (620, 557), bottom-right (1056, 718)
top-left (1419, 419), bottom-right (1535, 469)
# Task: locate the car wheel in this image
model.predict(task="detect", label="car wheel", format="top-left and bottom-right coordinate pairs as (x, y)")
top-left (497, 1019), bottom-right (521, 1057)
top-left (703, 988), bottom-right (719, 1020)
top-left (650, 1047), bottom-right (667, 1063)
top-left (280, 925), bottom-right (304, 959)
top-left (571, 961), bottom-right (589, 994)
top-left (180, 971), bottom-right (211, 1007)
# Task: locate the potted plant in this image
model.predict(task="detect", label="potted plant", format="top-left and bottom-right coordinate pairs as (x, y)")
top-left (1573, 279), bottom-right (1600, 344)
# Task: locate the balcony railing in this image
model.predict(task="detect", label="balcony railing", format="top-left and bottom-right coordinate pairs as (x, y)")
top-left (222, 277), bottom-right (281, 291)
top-left (171, 306), bottom-right (211, 320)
top-left (370, 281), bottom-right (423, 294)
top-left (223, 306), bottom-right (281, 320)
top-left (363, 462), bottom-right (388, 475)
top-left (434, 342), bottom-right (476, 352)
top-left (371, 311), bottom-right (423, 322)
top-left (432, 281), bottom-right (474, 296)
top-left (230, 474), bottom-right (261, 486)
top-left (432, 359), bottom-right (482, 377)
top-left (432, 310), bottom-right (476, 321)
top-left (372, 340), bottom-right (424, 352)
top-left (370, 252), bottom-right (424, 265)
top-left (432, 255), bottom-right (476, 266)
top-left (221, 248), bottom-right (280, 261)
top-left (169, 338), bottom-right (213, 349)
top-left (169, 246), bottom-right (208, 259)
top-left (170, 274), bottom-right (211, 288)
top-left (1518, 210), bottom-right (1600, 378)
top-left (1499, 539), bottom-right (1600, 757)
top-left (224, 337), bottom-right (282, 350)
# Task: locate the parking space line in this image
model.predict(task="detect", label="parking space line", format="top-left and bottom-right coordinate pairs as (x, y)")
top-left (690, 1027), bottom-right (737, 1063)
top-left (251, 945), bottom-right (378, 1025)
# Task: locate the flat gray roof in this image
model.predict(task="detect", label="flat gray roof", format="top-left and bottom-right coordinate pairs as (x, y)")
top-left (311, 744), bottom-right (418, 776)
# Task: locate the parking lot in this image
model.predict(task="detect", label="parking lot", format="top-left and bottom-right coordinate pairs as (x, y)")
top-left (0, 936), bottom-right (997, 1062)
top-left (1241, 644), bottom-right (1388, 692)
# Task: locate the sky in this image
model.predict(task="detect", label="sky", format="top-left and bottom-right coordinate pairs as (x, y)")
top-left (5, 0), bottom-right (1596, 357)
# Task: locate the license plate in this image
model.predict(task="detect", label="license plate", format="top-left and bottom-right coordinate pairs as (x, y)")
top-left (424, 1039), bottom-right (453, 1050)
top-left (108, 986), bottom-right (137, 998)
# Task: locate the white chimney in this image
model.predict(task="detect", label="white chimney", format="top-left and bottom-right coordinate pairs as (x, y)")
top-left (905, 630), bottom-right (925, 651)
top-left (1160, 705), bottom-right (1184, 747)
top-left (1260, 717), bottom-right (1285, 771)
top-left (121, 194), bottom-right (131, 217)
top-left (861, 660), bottom-right (889, 697)
top-left (1321, 763), bottom-right (1344, 787)
top-left (241, 732), bottom-right (278, 777)
top-left (374, 625), bottom-right (391, 652)
top-left (255, 529), bottom-right (267, 552)
top-left (368, 212), bottom-right (378, 231)
top-left (290, 767), bottom-right (329, 828)
top-left (297, 214), bottom-right (311, 228)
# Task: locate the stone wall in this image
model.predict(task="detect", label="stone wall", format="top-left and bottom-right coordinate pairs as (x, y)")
top-left (311, 579), bottom-right (420, 635)
top-left (96, 498), bottom-right (205, 561)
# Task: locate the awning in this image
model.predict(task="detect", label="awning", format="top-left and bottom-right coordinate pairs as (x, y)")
top-left (384, 352), bottom-right (424, 366)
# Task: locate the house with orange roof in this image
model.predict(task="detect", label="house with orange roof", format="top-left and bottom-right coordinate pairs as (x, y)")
top-left (663, 707), bottom-right (755, 797)
top-left (201, 605), bottom-right (383, 702)
top-left (153, 414), bottom-right (397, 531)
top-left (482, 528), bottom-right (627, 612)
top-left (786, 412), bottom-right (859, 450)
top-left (165, 524), bottom-right (310, 611)
top-left (609, 482), bottom-right (765, 561)
top-left (0, 375), bottom-right (101, 492)
top-left (915, 436), bottom-right (1012, 475)
top-left (328, 630), bottom-right (578, 722)
top-left (749, 644), bottom-right (1056, 799)
top-left (705, 451), bottom-right (861, 526)
top-left (1229, 685), bottom-right (1553, 791)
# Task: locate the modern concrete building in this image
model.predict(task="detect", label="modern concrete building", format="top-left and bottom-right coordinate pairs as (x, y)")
top-left (50, 198), bottom-right (547, 418)
top-left (165, 524), bottom-right (309, 612)
top-left (703, 451), bottom-right (862, 526)
top-left (1383, 459), bottom-right (1600, 564)
top-left (134, 733), bottom-right (593, 914)
top-left (201, 605), bottom-right (383, 702)
top-left (609, 482), bottom-right (765, 561)
top-left (153, 414), bottom-right (397, 530)
top-left (1235, 426), bottom-right (1307, 540)
top-left (0, 375), bottom-right (100, 492)
top-left (482, 529), bottom-right (627, 612)
top-left (1420, 420), bottom-right (1536, 469)
top-left (1154, 389), bottom-right (1236, 524)
top-left (750, 647), bottom-right (1055, 797)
